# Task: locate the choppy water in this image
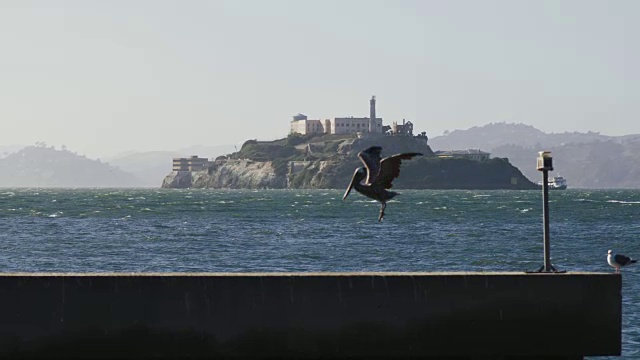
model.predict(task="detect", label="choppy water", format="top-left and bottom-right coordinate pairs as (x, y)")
top-left (0, 188), bottom-right (639, 358)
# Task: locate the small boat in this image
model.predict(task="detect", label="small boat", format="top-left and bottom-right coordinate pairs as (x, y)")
top-left (538, 175), bottom-right (567, 190)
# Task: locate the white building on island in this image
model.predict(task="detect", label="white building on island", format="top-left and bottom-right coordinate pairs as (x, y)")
top-left (290, 96), bottom-right (383, 135)
top-left (172, 155), bottom-right (210, 171)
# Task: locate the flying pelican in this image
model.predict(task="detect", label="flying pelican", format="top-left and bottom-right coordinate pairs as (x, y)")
top-left (607, 250), bottom-right (637, 273)
top-left (343, 146), bottom-right (422, 222)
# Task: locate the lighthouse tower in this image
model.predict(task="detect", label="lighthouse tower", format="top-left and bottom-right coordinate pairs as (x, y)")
top-left (369, 95), bottom-right (376, 133)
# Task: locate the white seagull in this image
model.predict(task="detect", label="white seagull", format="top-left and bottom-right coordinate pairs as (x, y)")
top-left (607, 250), bottom-right (637, 273)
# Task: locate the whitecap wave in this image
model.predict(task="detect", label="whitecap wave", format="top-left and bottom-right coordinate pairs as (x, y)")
top-left (607, 200), bottom-right (640, 204)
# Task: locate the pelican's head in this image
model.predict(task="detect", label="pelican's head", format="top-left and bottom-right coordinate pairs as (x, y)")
top-left (343, 167), bottom-right (366, 200)
top-left (608, 249), bottom-right (612, 255)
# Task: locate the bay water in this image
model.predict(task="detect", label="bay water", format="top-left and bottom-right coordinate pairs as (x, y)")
top-left (1, 188), bottom-right (638, 358)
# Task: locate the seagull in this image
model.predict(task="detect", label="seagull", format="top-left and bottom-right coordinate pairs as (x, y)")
top-left (343, 146), bottom-right (422, 222)
top-left (607, 250), bottom-right (637, 273)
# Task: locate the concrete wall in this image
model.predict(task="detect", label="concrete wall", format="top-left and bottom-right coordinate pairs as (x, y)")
top-left (289, 120), bottom-right (308, 135)
top-left (332, 117), bottom-right (383, 134)
top-left (0, 272), bottom-right (620, 359)
top-left (290, 120), bottom-right (326, 135)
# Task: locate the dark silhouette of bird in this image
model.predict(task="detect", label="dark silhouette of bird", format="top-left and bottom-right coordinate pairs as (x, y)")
top-left (607, 250), bottom-right (637, 273)
top-left (343, 146), bottom-right (422, 222)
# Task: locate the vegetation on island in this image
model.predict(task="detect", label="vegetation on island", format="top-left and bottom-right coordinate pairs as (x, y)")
top-left (398, 157), bottom-right (533, 189)
top-left (227, 133), bottom-right (353, 177)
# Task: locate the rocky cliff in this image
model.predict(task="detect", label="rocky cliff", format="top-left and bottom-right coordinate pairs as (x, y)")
top-left (161, 160), bottom-right (286, 189)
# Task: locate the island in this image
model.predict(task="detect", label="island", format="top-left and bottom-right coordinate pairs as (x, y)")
top-left (162, 96), bottom-right (537, 190)
top-left (161, 133), bottom-right (536, 190)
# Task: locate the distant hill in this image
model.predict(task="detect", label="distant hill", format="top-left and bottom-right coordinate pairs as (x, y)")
top-left (106, 144), bottom-right (236, 187)
top-left (429, 123), bottom-right (640, 188)
top-left (0, 144), bottom-right (27, 158)
top-left (105, 150), bottom-right (181, 187)
top-left (429, 123), bottom-right (610, 151)
top-left (0, 146), bottom-right (140, 188)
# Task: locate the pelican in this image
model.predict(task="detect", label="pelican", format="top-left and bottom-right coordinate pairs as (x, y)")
top-left (343, 146), bottom-right (422, 221)
top-left (607, 250), bottom-right (637, 273)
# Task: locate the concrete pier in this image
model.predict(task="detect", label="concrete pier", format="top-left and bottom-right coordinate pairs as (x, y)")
top-left (0, 272), bottom-right (621, 359)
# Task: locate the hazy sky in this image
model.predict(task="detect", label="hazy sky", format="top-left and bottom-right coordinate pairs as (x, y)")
top-left (1, 0), bottom-right (638, 158)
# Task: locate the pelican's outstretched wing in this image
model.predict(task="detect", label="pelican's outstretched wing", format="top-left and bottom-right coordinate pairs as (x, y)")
top-left (373, 152), bottom-right (422, 189)
top-left (357, 146), bottom-right (383, 184)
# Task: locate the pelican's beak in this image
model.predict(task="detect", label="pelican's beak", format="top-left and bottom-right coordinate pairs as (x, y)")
top-left (343, 170), bottom-right (359, 200)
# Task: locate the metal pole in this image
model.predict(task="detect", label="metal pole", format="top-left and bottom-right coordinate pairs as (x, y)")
top-left (542, 169), bottom-right (551, 272)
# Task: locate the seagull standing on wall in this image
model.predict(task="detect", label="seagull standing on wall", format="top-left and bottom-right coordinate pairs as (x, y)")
top-left (607, 250), bottom-right (637, 273)
top-left (343, 146), bottom-right (422, 222)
